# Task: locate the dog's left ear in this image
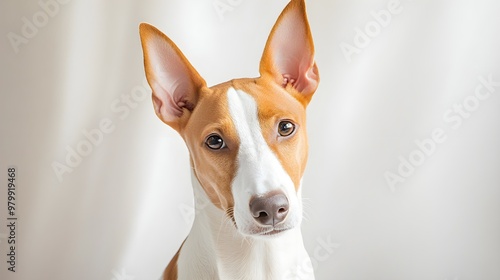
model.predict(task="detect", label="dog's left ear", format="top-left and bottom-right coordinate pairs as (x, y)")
top-left (259, 0), bottom-right (319, 106)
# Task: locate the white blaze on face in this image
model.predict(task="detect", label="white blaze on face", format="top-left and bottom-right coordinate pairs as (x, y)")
top-left (226, 87), bottom-right (302, 236)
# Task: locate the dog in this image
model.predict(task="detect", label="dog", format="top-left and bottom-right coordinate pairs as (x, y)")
top-left (139, 0), bottom-right (319, 279)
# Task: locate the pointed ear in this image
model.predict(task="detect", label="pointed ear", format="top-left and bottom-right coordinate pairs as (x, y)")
top-left (259, 0), bottom-right (319, 105)
top-left (139, 23), bottom-right (206, 131)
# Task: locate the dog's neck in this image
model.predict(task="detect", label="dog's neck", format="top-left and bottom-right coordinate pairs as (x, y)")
top-left (175, 170), bottom-right (314, 280)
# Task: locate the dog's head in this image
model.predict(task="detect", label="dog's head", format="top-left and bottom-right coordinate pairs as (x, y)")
top-left (139, 0), bottom-right (319, 238)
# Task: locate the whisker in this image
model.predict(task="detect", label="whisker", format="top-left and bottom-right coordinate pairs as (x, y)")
top-left (216, 207), bottom-right (233, 243)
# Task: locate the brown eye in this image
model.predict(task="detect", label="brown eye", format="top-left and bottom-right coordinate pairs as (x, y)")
top-left (205, 134), bottom-right (225, 150)
top-left (278, 121), bottom-right (295, 137)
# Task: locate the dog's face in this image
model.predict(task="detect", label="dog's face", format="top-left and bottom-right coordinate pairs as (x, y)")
top-left (139, 0), bottom-right (319, 238)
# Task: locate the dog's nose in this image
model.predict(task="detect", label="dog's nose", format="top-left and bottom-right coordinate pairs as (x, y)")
top-left (249, 192), bottom-right (289, 226)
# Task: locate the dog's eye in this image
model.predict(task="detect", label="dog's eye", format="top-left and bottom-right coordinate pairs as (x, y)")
top-left (205, 134), bottom-right (226, 150)
top-left (278, 121), bottom-right (295, 137)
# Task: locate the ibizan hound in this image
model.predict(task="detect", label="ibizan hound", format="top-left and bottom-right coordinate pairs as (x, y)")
top-left (139, 0), bottom-right (319, 279)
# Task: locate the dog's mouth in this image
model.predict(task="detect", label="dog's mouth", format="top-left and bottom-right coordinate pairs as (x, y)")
top-left (226, 208), bottom-right (292, 236)
top-left (258, 228), bottom-right (290, 236)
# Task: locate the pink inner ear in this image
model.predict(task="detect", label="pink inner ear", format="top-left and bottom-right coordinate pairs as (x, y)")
top-left (147, 36), bottom-right (197, 122)
top-left (267, 5), bottom-right (319, 95)
top-left (279, 56), bottom-right (318, 94)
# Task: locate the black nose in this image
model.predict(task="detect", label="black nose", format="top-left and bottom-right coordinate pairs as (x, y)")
top-left (249, 192), bottom-right (289, 226)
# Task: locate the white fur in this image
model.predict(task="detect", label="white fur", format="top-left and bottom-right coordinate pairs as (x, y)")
top-left (175, 87), bottom-right (314, 280)
top-left (226, 87), bottom-right (302, 236)
top-left (176, 172), bottom-right (314, 280)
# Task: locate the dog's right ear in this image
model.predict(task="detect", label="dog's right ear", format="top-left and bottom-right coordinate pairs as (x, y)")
top-left (139, 23), bottom-right (206, 132)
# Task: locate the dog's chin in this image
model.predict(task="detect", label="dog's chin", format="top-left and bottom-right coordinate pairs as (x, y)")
top-left (231, 209), bottom-right (302, 239)
top-left (257, 228), bottom-right (290, 237)
top-left (239, 226), bottom-right (294, 239)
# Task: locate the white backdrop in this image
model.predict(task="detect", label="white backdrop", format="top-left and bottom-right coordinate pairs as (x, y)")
top-left (1, 0), bottom-right (500, 279)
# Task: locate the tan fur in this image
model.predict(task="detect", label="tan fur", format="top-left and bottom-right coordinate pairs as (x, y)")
top-left (259, 0), bottom-right (319, 101)
top-left (139, 23), bottom-right (206, 132)
top-left (229, 77), bottom-right (310, 190)
top-left (163, 243), bottom-right (182, 280)
top-left (139, 1), bottom-right (318, 278)
top-left (181, 83), bottom-right (239, 211)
